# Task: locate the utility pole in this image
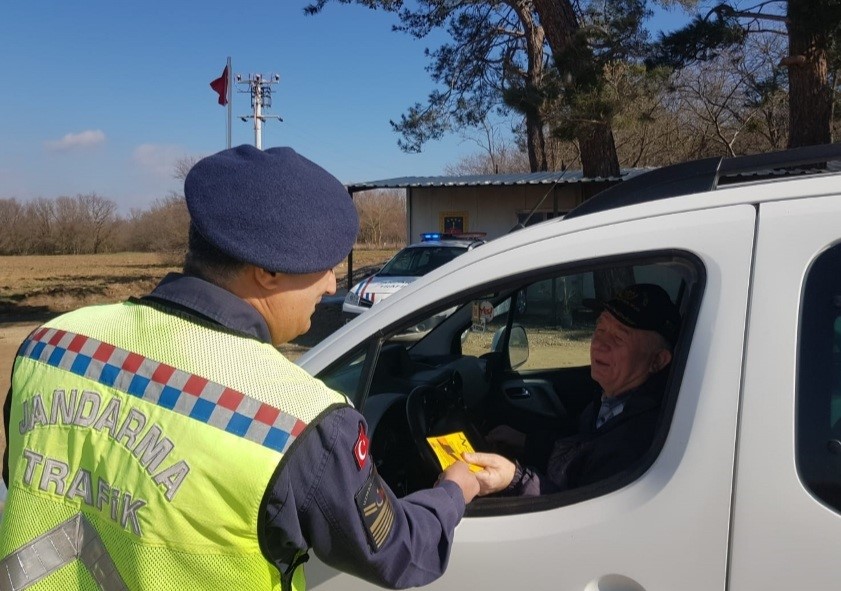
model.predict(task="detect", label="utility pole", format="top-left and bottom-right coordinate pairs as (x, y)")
top-left (235, 73), bottom-right (283, 149)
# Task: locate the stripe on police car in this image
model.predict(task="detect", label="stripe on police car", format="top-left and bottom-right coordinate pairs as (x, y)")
top-left (20, 327), bottom-right (306, 453)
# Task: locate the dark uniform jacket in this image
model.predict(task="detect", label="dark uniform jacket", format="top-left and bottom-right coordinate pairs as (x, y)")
top-left (509, 371), bottom-right (667, 496)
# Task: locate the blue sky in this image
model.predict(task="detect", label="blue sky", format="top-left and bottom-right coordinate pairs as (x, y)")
top-left (1, 1), bottom-right (691, 214)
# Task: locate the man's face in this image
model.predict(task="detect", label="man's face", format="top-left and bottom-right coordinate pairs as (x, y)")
top-left (263, 268), bottom-right (336, 345)
top-left (589, 311), bottom-right (670, 397)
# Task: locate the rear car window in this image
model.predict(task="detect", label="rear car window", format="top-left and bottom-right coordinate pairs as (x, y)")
top-left (797, 242), bottom-right (841, 511)
top-left (379, 246), bottom-right (464, 276)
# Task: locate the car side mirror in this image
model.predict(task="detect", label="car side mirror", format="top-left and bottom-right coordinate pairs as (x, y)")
top-left (491, 324), bottom-right (529, 369)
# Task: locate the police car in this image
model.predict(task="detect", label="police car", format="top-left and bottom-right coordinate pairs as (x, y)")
top-left (342, 232), bottom-right (486, 317)
top-left (302, 144), bottom-right (841, 590)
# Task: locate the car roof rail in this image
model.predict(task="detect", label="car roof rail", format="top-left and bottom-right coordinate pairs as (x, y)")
top-left (565, 143), bottom-right (841, 220)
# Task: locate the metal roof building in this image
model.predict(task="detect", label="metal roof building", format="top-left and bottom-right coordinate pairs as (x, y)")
top-left (341, 169), bottom-right (649, 290)
top-left (346, 169), bottom-right (649, 192)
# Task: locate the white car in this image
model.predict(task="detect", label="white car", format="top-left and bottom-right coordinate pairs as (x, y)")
top-left (342, 233), bottom-right (486, 317)
top-left (302, 144), bottom-right (841, 591)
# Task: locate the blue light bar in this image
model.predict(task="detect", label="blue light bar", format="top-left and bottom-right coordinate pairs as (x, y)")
top-left (421, 232), bottom-right (442, 241)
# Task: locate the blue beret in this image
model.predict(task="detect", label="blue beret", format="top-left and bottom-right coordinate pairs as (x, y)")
top-left (184, 144), bottom-right (359, 274)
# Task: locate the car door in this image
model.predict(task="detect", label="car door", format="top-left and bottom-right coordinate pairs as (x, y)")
top-left (307, 204), bottom-right (756, 591)
top-left (728, 193), bottom-right (841, 589)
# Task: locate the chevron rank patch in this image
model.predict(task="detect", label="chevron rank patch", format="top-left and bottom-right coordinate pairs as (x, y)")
top-left (355, 467), bottom-right (395, 551)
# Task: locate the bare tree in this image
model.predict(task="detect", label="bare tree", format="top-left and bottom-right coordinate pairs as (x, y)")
top-left (444, 147), bottom-right (531, 175)
top-left (173, 155), bottom-right (203, 182)
top-left (53, 196), bottom-right (86, 254)
top-left (121, 194), bottom-right (190, 257)
top-left (669, 40), bottom-right (787, 157)
top-left (25, 198), bottom-right (58, 255)
top-left (354, 190), bottom-right (407, 247)
top-left (446, 120), bottom-right (532, 174)
top-left (740, 32), bottom-right (789, 150)
top-left (0, 199), bottom-right (26, 255)
top-left (78, 193), bottom-right (119, 254)
top-left (41, 193), bottom-right (120, 254)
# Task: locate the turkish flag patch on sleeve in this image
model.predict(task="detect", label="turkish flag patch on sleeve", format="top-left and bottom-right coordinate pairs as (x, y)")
top-left (353, 421), bottom-right (369, 470)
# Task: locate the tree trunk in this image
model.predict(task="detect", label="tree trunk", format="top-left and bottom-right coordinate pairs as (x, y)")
top-left (785, 0), bottom-right (833, 148)
top-left (511, 1), bottom-right (550, 172)
top-left (578, 122), bottom-right (621, 178)
top-left (532, 0), bottom-right (620, 176)
top-left (532, 0), bottom-right (578, 49)
top-left (526, 110), bottom-right (548, 171)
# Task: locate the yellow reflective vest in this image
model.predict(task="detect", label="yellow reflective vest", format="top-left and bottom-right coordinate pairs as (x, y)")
top-left (0, 300), bottom-right (347, 591)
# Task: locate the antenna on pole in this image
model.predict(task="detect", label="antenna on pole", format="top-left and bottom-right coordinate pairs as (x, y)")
top-left (235, 72), bottom-right (283, 149)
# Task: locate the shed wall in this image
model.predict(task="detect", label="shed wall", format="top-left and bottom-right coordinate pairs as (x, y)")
top-left (406, 184), bottom-right (590, 241)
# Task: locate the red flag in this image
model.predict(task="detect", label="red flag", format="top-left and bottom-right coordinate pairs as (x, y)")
top-left (210, 65), bottom-right (229, 106)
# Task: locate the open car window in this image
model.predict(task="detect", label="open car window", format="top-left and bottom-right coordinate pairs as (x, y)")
top-left (318, 252), bottom-right (703, 511)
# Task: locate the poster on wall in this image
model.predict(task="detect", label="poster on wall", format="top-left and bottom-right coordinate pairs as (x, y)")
top-left (440, 211), bottom-right (468, 234)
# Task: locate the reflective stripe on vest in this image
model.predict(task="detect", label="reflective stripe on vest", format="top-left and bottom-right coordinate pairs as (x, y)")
top-left (20, 326), bottom-right (307, 453)
top-left (0, 514), bottom-right (127, 591)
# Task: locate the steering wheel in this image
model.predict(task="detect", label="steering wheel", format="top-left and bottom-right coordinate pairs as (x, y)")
top-left (405, 374), bottom-right (490, 481)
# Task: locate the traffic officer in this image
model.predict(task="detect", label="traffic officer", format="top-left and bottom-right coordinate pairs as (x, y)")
top-left (1, 145), bottom-right (480, 591)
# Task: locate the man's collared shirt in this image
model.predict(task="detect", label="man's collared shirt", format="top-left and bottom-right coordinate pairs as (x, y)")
top-left (595, 391), bottom-right (631, 429)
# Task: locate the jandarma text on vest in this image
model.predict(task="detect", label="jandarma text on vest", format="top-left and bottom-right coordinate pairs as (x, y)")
top-left (17, 390), bottom-right (191, 526)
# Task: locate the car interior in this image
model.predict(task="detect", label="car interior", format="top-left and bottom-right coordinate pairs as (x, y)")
top-left (319, 252), bottom-right (705, 514)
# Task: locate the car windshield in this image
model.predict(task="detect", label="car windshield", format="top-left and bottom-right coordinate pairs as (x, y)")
top-left (377, 245), bottom-right (465, 277)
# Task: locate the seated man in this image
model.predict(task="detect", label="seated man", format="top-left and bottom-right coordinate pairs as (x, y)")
top-left (465, 283), bottom-right (680, 496)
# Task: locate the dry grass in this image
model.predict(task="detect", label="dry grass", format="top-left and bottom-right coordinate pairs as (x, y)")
top-left (0, 249), bottom-right (395, 320)
top-left (0, 253), bottom-right (180, 320)
top-left (0, 247), bottom-right (396, 348)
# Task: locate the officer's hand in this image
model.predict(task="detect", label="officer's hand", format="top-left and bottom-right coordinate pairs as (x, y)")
top-left (440, 461), bottom-right (480, 504)
top-left (462, 452), bottom-right (516, 496)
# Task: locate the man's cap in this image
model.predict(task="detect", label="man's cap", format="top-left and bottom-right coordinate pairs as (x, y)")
top-left (184, 144), bottom-right (359, 274)
top-left (588, 283), bottom-right (681, 347)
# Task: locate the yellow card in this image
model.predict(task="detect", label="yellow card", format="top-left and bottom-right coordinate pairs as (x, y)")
top-left (426, 431), bottom-right (482, 473)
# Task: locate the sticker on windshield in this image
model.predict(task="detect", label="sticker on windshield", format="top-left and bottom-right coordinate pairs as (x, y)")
top-left (471, 300), bottom-right (496, 331)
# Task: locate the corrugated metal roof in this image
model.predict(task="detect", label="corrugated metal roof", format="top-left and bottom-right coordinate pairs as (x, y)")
top-left (347, 168), bottom-right (651, 192)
